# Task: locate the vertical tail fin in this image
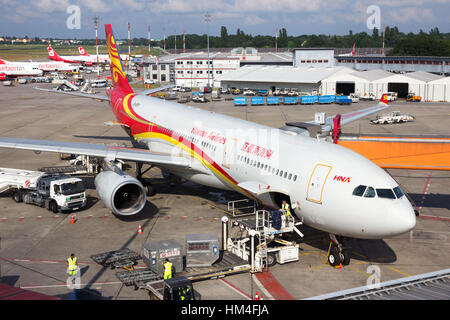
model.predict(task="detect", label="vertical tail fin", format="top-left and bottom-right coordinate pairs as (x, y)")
top-left (105, 24), bottom-right (133, 93)
top-left (380, 93), bottom-right (388, 105)
top-left (78, 46), bottom-right (90, 56)
top-left (0, 59), bottom-right (6, 65)
top-left (47, 46), bottom-right (61, 61)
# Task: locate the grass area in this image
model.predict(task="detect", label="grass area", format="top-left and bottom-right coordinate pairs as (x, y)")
top-left (0, 44), bottom-right (155, 61)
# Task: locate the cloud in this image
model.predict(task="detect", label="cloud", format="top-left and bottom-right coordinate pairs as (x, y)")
top-left (32, 0), bottom-right (71, 13)
top-left (244, 15), bottom-right (266, 26)
top-left (79, 0), bottom-right (112, 13)
top-left (388, 7), bottom-right (436, 22)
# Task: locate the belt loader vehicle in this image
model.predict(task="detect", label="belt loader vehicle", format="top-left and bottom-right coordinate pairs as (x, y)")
top-left (0, 168), bottom-right (86, 213)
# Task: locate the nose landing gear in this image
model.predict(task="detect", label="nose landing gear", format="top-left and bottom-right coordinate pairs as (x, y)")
top-left (327, 234), bottom-right (351, 268)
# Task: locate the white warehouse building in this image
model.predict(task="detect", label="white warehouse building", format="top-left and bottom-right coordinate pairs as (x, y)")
top-left (218, 65), bottom-right (355, 93)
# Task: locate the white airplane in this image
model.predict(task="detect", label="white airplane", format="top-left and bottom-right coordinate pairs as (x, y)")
top-left (32, 61), bottom-right (79, 73)
top-left (77, 45), bottom-right (129, 64)
top-left (0, 25), bottom-right (416, 267)
top-left (47, 45), bottom-right (93, 66)
top-left (338, 43), bottom-right (356, 57)
top-left (0, 58), bottom-right (43, 80)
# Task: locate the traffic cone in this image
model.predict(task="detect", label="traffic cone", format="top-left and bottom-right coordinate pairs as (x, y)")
top-left (260, 295), bottom-right (263, 300)
top-left (255, 291), bottom-right (259, 300)
top-left (70, 215), bottom-right (76, 224)
top-left (138, 224), bottom-right (143, 235)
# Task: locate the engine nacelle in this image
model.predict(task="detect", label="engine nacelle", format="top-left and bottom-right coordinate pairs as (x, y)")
top-left (95, 170), bottom-right (146, 216)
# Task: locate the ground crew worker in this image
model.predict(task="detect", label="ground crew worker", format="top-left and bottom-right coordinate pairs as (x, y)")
top-left (281, 200), bottom-right (292, 228)
top-left (163, 258), bottom-right (173, 280)
top-left (67, 253), bottom-right (78, 277)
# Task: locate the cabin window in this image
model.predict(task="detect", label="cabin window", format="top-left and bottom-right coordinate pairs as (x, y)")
top-left (288, 173), bottom-right (292, 180)
top-left (293, 175), bottom-right (297, 182)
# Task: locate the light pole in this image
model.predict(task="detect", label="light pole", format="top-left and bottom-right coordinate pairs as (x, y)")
top-left (204, 12), bottom-right (211, 88)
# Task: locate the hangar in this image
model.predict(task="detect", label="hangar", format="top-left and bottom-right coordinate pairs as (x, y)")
top-left (218, 65), bottom-right (355, 93)
top-left (426, 76), bottom-right (450, 102)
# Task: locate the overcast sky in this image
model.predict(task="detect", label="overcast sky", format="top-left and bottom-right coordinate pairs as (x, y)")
top-left (1, 0), bottom-right (449, 39)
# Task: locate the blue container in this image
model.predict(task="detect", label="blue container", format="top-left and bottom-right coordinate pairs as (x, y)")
top-left (251, 96), bottom-right (264, 106)
top-left (266, 97), bottom-right (280, 105)
top-left (301, 96), bottom-right (315, 105)
top-left (234, 97), bottom-right (247, 106)
top-left (336, 96), bottom-right (352, 105)
top-left (283, 97), bottom-right (297, 105)
top-left (310, 95), bottom-right (319, 103)
top-left (319, 96), bottom-right (333, 104)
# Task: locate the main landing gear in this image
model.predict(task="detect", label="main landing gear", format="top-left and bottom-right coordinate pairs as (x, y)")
top-left (136, 162), bottom-right (156, 196)
top-left (327, 234), bottom-right (351, 268)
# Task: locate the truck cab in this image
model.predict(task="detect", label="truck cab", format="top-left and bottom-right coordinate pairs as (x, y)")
top-left (38, 175), bottom-right (86, 212)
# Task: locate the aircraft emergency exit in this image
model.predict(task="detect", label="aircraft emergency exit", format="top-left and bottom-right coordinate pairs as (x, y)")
top-left (0, 25), bottom-right (416, 267)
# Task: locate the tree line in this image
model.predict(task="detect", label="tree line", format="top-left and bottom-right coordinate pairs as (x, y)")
top-left (2, 26), bottom-right (449, 56)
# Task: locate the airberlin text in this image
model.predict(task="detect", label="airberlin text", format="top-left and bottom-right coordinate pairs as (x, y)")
top-left (180, 304), bottom-right (269, 318)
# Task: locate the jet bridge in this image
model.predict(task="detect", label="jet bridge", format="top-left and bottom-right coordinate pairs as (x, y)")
top-left (338, 134), bottom-right (450, 171)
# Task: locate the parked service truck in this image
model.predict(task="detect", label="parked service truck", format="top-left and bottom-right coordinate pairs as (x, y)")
top-left (0, 168), bottom-right (86, 213)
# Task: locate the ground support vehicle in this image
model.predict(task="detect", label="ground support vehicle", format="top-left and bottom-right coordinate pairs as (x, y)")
top-left (0, 167), bottom-right (86, 213)
top-left (406, 93), bottom-right (421, 102)
top-left (228, 210), bottom-right (303, 272)
top-left (371, 111), bottom-right (415, 124)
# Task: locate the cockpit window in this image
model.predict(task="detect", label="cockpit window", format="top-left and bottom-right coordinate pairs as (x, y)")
top-left (393, 186), bottom-right (404, 199)
top-left (352, 185), bottom-right (367, 196)
top-left (376, 188), bottom-right (396, 199)
top-left (363, 187), bottom-right (376, 198)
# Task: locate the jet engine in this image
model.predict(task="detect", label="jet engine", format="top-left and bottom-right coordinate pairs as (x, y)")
top-left (95, 165), bottom-right (146, 216)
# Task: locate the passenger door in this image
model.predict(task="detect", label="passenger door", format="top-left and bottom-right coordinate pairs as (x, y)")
top-left (222, 138), bottom-right (237, 169)
top-left (306, 164), bottom-right (332, 204)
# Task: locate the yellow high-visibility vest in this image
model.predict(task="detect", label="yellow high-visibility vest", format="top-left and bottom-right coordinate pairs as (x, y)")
top-left (164, 261), bottom-right (173, 279)
top-left (67, 257), bottom-right (77, 276)
top-left (282, 203), bottom-right (291, 216)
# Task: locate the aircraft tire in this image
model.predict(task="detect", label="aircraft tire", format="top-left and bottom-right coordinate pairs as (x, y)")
top-left (267, 253), bottom-right (277, 267)
top-left (146, 182), bottom-right (156, 197)
top-left (342, 248), bottom-right (351, 266)
top-left (328, 244), bottom-right (341, 267)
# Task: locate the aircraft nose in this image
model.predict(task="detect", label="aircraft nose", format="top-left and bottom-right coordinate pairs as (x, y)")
top-left (389, 199), bottom-right (416, 235)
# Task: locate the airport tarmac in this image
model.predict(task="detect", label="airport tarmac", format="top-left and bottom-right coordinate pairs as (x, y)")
top-left (0, 81), bottom-right (448, 300)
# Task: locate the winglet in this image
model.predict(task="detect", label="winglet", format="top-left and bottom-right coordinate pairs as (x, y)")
top-left (104, 24), bottom-right (133, 93)
top-left (380, 93), bottom-right (388, 105)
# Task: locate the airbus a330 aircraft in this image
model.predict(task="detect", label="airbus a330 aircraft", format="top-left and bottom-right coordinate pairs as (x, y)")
top-left (0, 25), bottom-right (416, 267)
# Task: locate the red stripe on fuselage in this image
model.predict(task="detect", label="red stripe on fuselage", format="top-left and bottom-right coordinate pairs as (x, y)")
top-left (109, 91), bottom-right (242, 189)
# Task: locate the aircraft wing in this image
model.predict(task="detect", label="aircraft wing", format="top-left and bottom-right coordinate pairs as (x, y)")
top-left (306, 102), bottom-right (389, 133)
top-left (324, 102), bottom-right (389, 128)
top-left (0, 138), bottom-right (190, 168)
top-left (35, 87), bottom-right (109, 101)
top-left (138, 84), bottom-right (175, 96)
